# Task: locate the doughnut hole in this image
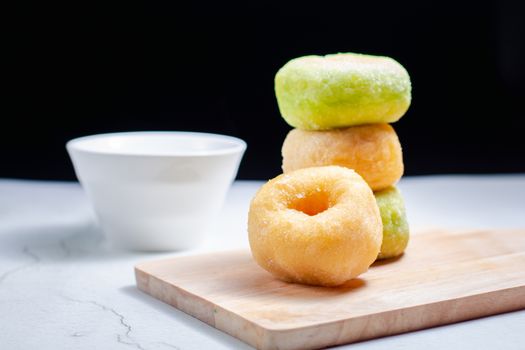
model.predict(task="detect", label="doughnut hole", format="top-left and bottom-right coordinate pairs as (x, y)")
top-left (282, 124), bottom-right (403, 191)
top-left (248, 166), bottom-right (383, 287)
top-left (288, 189), bottom-right (332, 216)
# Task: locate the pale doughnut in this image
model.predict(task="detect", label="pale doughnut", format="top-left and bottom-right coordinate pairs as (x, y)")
top-left (275, 53), bottom-right (411, 130)
top-left (282, 124), bottom-right (403, 191)
top-left (375, 186), bottom-right (410, 259)
top-left (248, 166), bottom-right (382, 287)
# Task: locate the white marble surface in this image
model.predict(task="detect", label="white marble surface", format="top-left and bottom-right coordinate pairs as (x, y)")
top-left (0, 175), bottom-right (524, 350)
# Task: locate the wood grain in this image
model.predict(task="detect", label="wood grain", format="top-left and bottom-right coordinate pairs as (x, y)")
top-left (135, 229), bottom-right (525, 350)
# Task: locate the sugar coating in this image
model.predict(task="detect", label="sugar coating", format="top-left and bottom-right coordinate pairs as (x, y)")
top-left (375, 186), bottom-right (410, 259)
top-left (282, 124), bottom-right (403, 191)
top-left (248, 166), bottom-right (383, 287)
top-left (275, 53), bottom-right (412, 130)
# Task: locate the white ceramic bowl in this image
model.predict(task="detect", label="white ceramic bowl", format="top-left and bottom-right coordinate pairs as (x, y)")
top-left (67, 131), bottom-right (246, 251)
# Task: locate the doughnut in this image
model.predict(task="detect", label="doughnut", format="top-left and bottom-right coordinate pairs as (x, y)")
top-left (375, 186), bottom-right (410, 259)
top-left (248, 166), bottom-right (383, 287)
top-left (282, 124), bottom-right (403, 191)
top-left (275, 53), bottom-right (411, 130)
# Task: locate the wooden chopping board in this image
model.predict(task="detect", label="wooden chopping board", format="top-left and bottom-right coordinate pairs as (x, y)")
top-left (135, 229), bottom-right (525, 350)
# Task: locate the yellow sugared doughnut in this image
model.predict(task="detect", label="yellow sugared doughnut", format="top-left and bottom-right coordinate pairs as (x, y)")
top-left (282, 124), bottom-right (403, 191)
top-left (248, 166), bottom-right (382, 287)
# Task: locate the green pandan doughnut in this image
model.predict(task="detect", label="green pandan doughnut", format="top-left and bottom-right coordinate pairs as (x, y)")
top-left (375, 186), bottom-right (409, 259)
top-left (275, 53), bottom-right (411, 130)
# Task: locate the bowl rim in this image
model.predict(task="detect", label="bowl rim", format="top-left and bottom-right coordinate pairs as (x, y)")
top-left (66, 131), bottom-right (247, 158)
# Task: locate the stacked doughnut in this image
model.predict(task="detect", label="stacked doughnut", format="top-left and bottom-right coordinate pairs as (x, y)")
top-left (248, 53), bottom-right (411, 286)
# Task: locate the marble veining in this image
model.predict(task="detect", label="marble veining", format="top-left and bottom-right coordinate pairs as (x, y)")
top-left (62, 295), bottom-right (148, 350)
top-left (0, 246), bottom-right (40, 285)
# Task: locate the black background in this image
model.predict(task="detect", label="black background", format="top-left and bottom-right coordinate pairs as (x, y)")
top-left (5, 1), bottom-right (525, 180)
